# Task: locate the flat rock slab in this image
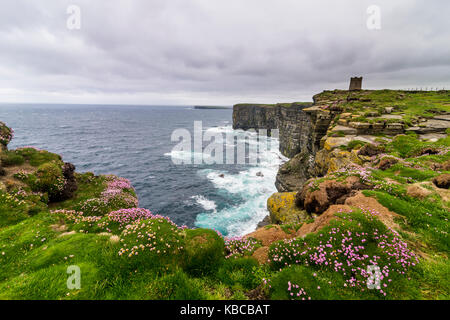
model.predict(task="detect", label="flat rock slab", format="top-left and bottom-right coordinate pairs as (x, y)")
top-left (330, 125), bottom-right (357, 135)
top-left (406, 119), bottom-right (450, 134)
top-left (324, 135), bottom-right (380, 150)
top-left (419, 133), bottom-right (447, 142)
top-left (433, 114), bottom-right (450, 121)
top-left (367, 115), bottom-right (403, 120)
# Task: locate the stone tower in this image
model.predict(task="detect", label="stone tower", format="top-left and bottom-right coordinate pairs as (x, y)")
top-left (349, 77), bottom-right (363, 91)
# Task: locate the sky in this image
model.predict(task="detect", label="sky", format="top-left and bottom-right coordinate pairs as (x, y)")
top-left (0, 0), bottom-right (449, 105)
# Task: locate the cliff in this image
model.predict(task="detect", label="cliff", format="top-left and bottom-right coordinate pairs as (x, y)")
top-left (233, 90), bottom-right (450, 192)
top-left (1, 88), bottom-right (449, 301)
top-left (235, 90), bottom-right (450, 300)
top-left (233, 102), bottom-right (319, 158)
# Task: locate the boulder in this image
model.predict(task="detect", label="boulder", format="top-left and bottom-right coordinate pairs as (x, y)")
top-left (60, 162), bottom-right (78, 200)
top-left (433, 174), bottom-right (450, 189)
top-left (358, 143), bottom-right (384, 157)
top-left (295, 176), bottom-right (372, 215)
top-left (406, 119), bottom-right (449, 134)
top-left (275, 151), bottom-right (315, 192)
top-left (378, 157), bottom-right (398, 170)
top-left (256, 215), bottom-right (271, 228)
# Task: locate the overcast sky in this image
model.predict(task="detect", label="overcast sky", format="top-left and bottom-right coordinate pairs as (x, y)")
top-left (0, 0), bottom-right (449, 105)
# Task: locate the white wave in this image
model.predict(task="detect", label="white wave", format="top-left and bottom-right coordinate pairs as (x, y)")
top-left (164, 150), bottom-right (212, 163)
top-left (191, 195), bottom-right (217, 213)
top-left (194, 129), bottom-right (288, 237)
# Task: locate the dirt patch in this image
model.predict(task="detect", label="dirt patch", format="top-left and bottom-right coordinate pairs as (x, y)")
top-left (245, 225), bottom-right (296, 246)
top-left (0, 163), bottom-right (36, 190)
top-left (296, 205), bottom-right (352, 238)
top-left (344, 192), bottom-right (401, 230)
top-left (295, 192), bottom-right (403, 238)
top-left (251, 246), bottom-right (270, 264)
top-left (407, 184), bottom-right (433, 199)
top-left (358, 144), bottom-right (384, 157)
top-left (245, 284), bottom-right (269, 300)
top-left (51, 224), bottom-right (68, 232)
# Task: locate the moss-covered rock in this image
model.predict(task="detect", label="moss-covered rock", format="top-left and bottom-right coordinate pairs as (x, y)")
top-left (35, 162), bottom-right (65, 201)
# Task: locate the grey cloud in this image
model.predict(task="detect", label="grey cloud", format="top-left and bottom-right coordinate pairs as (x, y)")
top-left (0, 0), bottom-right (449, 105)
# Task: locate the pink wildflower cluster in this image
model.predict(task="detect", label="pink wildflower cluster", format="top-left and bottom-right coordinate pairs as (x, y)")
top-left (52, 207), bottom-right (169, 235)
top-left (224, 236), bottom-right (260, 259)
top-left (51, 209), bottom-right (103, 229)
top-left (107, 208), bottom-right (154, 229)
top-left (0, 192), bottom-right (26, 207)
top-left (79, 175), bottom-right (138, 215)
top-left (335, 164), bottom-right (374, 184)
top-left (13, 170), bottom-right (30, 181)
top-left (101, 175), bottom-right (138, 206)
top-left (102, 175), bottom-right (134, 197)
top-left (118, 215), bottom-right (185, 258)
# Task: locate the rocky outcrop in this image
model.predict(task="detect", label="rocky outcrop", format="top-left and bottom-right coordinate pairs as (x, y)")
top-left (234, 89), bottom-right (450, 232)
top-left (295, 176), bottom-right (373, 215)
top-left (275, 151), bottom-right (315, 192)
top-left (61, 162), bottom-right (78, 200)
top-left (433, 173), bottom-right (450, 189)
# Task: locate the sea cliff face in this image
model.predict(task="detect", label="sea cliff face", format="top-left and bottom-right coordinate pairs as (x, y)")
top-left (237, 90), bottom-right (449, 281)
top-left (233, 102), bottom-right (323, 158)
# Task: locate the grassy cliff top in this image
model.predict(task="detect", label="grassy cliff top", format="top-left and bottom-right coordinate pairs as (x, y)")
top-left (234, 102), bottom-right (313, 108)
top-left (314, 89), bottom-right (450, 118)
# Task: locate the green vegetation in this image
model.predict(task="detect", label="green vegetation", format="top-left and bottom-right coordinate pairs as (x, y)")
top-left (1, 151), bottom-right (25, 166)
top-left (1, 95), bottom-right (449, 300)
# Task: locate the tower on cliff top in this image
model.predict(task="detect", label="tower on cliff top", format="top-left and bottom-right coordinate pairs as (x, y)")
top-left (349, 77), bottom-right (363, 91)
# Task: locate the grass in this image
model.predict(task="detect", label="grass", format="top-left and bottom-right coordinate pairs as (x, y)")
top-left (1, 151), bottom-right (25, 166)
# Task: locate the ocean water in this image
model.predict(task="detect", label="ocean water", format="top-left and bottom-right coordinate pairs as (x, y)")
top-left (0, 104), bottom-right (286, 236)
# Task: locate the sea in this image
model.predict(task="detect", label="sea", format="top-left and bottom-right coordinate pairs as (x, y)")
top-left (0, 104), bottom-right (286, 237)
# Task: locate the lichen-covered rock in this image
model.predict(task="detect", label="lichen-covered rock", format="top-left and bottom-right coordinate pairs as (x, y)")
top-left (267, 192), bottom-right (310, 224)
top-left (433, 173), bottom-right (450, 189)
top-left (275, 151), bottom-right (315, 192)
top-left (315, 148), bottom-right (362, 176)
